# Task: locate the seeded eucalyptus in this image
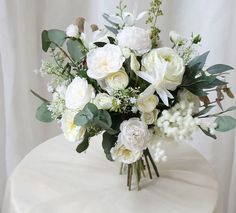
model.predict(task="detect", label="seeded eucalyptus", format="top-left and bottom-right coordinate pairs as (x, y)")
top-left (146, 0), bottom-right (163, 48)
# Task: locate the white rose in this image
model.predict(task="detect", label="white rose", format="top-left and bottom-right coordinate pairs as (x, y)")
top-left (169, 31), bottom-right (185, 44)
top-left (61, 110), bottom-right (86, 142)
top-left (65, 77), bottom-right (95, 110)
top-left (137, 47), bottom-right (185, 106)
top-left (66, 24), bottom-right (79, 38)
top-left (137, 92), bottom-right (159, 113)
top-left (141, 109), bottom-right (159, 125)
top-left (119, 118), bottom-right (151, 151)
top-left (111, 142), bottom-right (142, 164)
top-left (122, 47), bottom-right (131, 59)
top-left (117, 26), bottom-right (151, 55)
top-left (105, 70), bottom-right (129, 91)
top-left (178, 89), bottom-right (200, 113)
top-left (87, 44), bottom-right (125, 80)
top-left (93, 93), bottom-right (113, 110)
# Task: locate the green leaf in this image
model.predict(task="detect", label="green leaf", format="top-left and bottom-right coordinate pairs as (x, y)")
top-left (186, 86), bottom-right (207, 97)
top-left (67, 39), bottom-right (84, 62)
top-left (76, 136), bottom-right (89, 153)
top-left (93, 42), bottom-right (107, 47)
top-left (194, 105), bottom-right (215, 117)
top-left (41, 29), bottom-right (66, 52)
top-left (74, 103), bottom-right (99, 126)
top-left (102, 132), bottom-right (117, 161)
top-left (225, 106), bottom-right (236, 112)
top-left (207, 64), bottom-right (234, 74)
top-left (84, 103), bottom-right (99, 119)
top-left (105, 25), bottom-right (118, 35)
top-left (102, 13), bottom-right (119, 27)
top-left (215, 116), bottom-right (236, 132)
top-left (187, 51), bottom-right (210, 71)
top-left (74, 112), bottom-right (89, 126)
top-left (107, 36), bottom-right (116, 44)
top-left (199, 126), bottom-right (217, 139)
top-left (41, 30), bottom-right (50, 52)
top-left (36, 102), bottom-right (54, 123)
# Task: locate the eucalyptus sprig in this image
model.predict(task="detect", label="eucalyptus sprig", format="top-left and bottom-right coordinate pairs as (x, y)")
top-left (146, 0), bottom-right (163, 48)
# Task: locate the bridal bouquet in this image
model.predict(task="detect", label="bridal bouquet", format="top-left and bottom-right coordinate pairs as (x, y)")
top-left (33, 0), bottom-right (236, 190)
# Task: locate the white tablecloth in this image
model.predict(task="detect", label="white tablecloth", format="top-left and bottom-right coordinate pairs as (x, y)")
top-left (2, 135), bottom-right (218, 213)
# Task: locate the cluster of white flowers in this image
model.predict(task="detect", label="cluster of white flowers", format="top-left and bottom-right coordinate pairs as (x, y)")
top-left (169, 31), bottom-right (201, 64)
top-left (157, 101), bottom-right (201, 142)
top-left (151, 142), bottom-right (167, 162)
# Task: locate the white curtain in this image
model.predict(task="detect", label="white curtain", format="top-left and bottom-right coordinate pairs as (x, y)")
top-left (0, 0), bottom-right (235, 212)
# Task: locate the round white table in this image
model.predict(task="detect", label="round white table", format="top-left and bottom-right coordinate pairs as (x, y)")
top-left (2, 134), bottom-right (218, 213)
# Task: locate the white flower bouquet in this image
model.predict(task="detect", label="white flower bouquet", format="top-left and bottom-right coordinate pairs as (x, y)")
top-left (33, 0), bottom-right (236, 190)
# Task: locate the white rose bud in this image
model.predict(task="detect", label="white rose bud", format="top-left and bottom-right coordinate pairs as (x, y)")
top-left (141, 109), bottom-right (160, 125)
top-left (93, 93), bottom-right (114, 110)
top-left (105, 70), bottom-right (129, 91)
top-left (119, 118), bottom-right (151, 151)
top-left (65, 77), bottom-right (95, 110)
top-left (130, 53), bottom-right (140, 71)
top-left (137, 93), bottom-right (159, 113)
top-left (66, 24), bottom-right (79, 38)
top-left (61, 110), bottom-right (86, 142)
top-left (122, 47), bottom-right (132, 59)
top-left (169, 31), bottom-right (184, 45)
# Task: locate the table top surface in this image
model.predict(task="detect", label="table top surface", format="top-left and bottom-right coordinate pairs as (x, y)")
top-left (2, 134), bottom-right (218, 213)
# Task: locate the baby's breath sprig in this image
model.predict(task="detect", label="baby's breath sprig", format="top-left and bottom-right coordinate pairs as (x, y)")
top-left (116, 0), bottom-right (127, 29)
top-left (146, 0), bottom-right (163, 48)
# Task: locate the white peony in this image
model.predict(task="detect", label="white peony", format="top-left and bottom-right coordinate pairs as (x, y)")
top-left (105, 70), bottom-right (129, 91)
top-left (117, 26), bottom-right (151, 55)
top-left (93, 93), bottom-right (114, 110)
top-left (136, 47), bottom-right (185, 106)
top-left (87, 44), bottom-right (125, 80)
top-left (66, 24), bottom-right (79, 38)
top-left (118, 118), bottom-right (151, 151)
top-left (65, 77), bottom-right (95, 110)
top-left (61, 110), bottom-right (86, 142)
top-left (137, 91), bottom-right (159, 113)
top-left (141, 109), bottom-right (159, 125)
top-left (111, 142), bottom-right (143, 164)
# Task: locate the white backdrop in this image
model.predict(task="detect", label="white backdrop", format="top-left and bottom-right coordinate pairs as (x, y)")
top-left (0, 0), bottom-right (236, 212)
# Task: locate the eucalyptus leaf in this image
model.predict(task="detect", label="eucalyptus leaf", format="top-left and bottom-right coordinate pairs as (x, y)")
top-left (67, 39), bottom-right (84, 62)
top-left (187, 51), bottom-right (210, 71)
top-left (102, 132), bottom-right (117, 161)
top-left (74, 112), bottom-right (89, 126)
top-left (36, 102), bottom-right (54, 123)
top-left (207, 64), bottom-right (234, 74)
top-left (105, 25), bottom-right (118, 35)
top-left (215, 116), bottom-right (236, 132)
top-left (194, 105), bottom-right (215, 117)
top-left (76, 136), bottom-right (89, 153)
top-left (41, 29), bottom-right (66, 52)
top-left (199, 126), bottom-right (217, 139)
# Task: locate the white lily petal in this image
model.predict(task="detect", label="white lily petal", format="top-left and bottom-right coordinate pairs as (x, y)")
top-left (136, 11), bottom-right (148, 21)
top-left (141, 85), bottom-right (156, 97)
top-left (156, 88), bottom-right (170, 106)
top-left (135, 71), bottom-right (155, 84)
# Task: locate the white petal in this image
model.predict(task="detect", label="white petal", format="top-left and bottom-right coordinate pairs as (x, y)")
top-left (108, 15), bottom-right (123, 25)
top-left (135, 71), bottom-right (154, 84)
top-left (136, 11), bottom-right (148, 21)
top-left (156, 88), bottom-right (170, 106)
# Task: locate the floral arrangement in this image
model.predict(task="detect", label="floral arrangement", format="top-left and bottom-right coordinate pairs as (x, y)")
top-left (33, 0), bottom-right (236, 190)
